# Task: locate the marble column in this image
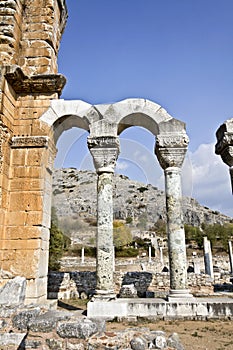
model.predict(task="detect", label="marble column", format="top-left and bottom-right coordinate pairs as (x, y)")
top-left (155, 132), bottom-right (193, 300)
top-left (203, 237), bottom-right (214, 278)
top-left (228, 241), bottom-right (233, 275)
top-left (88, 136), bottom-right (120, 299)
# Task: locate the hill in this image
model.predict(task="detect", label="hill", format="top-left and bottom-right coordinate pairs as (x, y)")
top-left (52, 168), bottom-right (231, 243)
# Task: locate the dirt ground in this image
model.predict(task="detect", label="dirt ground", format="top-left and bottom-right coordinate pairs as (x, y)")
top-left (106, 318), bottom-right (233, 350)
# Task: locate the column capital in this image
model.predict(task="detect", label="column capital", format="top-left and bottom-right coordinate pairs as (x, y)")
top-left (155, 133), bottom-right (189, 169)
top-left (88, 136), bottom-right (120, 174)
top-left (215, 130), bottom-right (233, 167)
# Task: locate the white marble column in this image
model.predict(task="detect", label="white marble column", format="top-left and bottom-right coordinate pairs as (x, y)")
top-left (88, 136), bottom-right (119, 299)
top-left (229, 241), bottom-right (233, 274)
top-left (203, 237), bottom-right (214, 278)
top-left (81, 247), bottom-right (85, 264)
top-left (155, 132), bottom-right (193, 300)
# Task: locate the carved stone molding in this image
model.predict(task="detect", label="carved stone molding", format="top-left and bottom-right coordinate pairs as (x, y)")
top-left (0, 120), bottom-right (10, 173)
top-left (155, 133), bottom-right (189, 169)
top-left (11, 136), bottom-right (49, 148)
top-left (5, 66), bottom-right (66, 96)
top-left (88, 136), bottom-right (120, 173)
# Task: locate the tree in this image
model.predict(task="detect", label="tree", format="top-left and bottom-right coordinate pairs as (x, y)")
top-left (49, 208), bottom-right (71, 271)
top-left (184, 224), bottom-right (203, 249)
top-left (150, 219), bottom-right (166, 237)
top-left (113, 220), bottom-right (133, 248)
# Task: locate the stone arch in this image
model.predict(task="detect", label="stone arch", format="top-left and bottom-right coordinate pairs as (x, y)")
top-left (109, 98), bottom-right (172, 136)
top-left (40, 100), bottom-right (92, 143)
top-left (39, 97), bottom-right (191, 302)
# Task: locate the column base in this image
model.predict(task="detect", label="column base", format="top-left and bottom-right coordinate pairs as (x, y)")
top-left (91, 289), bottom-right (116, 301)
top-left (167, 289), bottom-right (195, 302)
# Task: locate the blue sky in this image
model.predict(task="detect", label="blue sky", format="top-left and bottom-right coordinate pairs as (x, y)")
top-left (56, 0), bottom-right (233, 216)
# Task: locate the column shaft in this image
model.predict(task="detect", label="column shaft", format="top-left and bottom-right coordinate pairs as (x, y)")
top-left (165, 167), bottom-right (188, 293)
top-left (96, 172), bottom-right (115, 296)
top-left (88, 135), bottom-right (119, 299)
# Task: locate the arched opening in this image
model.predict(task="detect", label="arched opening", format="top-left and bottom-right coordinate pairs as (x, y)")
top-left (43, 98), bottom-right (191, 302)
top-left (117, 126), bottom-right (162, 186)
top-left (47, 118), bottom-right (99, 300)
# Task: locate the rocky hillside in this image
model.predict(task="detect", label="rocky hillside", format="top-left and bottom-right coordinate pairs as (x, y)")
top-left (52, 168), bottom-right (231, 230)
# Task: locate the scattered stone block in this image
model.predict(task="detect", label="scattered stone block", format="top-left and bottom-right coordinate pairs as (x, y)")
top-left (0, 276), bottom-right (26, 306)
top-left (12, 307), bottom-right (41, 330)
top-left (119, 284), bottom-right (138, 298)
top-left (0, 333), bottom-right (26, 347)
top-left (28, 310), bottom-right (72, 333)
top-left (57, 318), bottom-right (99, 339)
top-left (130, 336), bottom-right (147, 350)
top-left (46, 338), bottom-right (64, 350)
top-left (167, 333), bottom-right (184, 350)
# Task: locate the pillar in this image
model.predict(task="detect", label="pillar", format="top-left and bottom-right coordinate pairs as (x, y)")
top-left (81, 247), bottom-right (85, 264)
top-left (228, 241), bottom-right (233, 275)
top-left (88, 136), bottom-right (120, 299)
top-left (155, 132), bottom-right (193, 300)
top-left (148, 245), bottom-right (152, 263)
top-left (203, 237), bottom-right (214, 278)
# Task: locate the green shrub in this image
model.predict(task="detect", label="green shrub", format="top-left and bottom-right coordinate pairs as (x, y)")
top-left (115, 247), bottom-right (138, 257)
top-left (69, 245), bottom-right (96, 257)
top-left (125, 216), bottom-right (133, 224)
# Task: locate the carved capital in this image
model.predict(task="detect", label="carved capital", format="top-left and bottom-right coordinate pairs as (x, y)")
top-left (155, 133), bottom-right (189, 169)
top-left (215, 131), bottom-right (233, 167)
top-left (88, 136), bottom-right (120, 174)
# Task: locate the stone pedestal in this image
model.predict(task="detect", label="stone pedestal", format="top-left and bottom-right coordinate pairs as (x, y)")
top-left (88, 136), bottom-right (119, 300)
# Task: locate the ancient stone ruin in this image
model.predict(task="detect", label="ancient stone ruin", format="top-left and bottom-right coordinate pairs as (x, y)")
top-left (0, 0), bottom-right (233, 332)
top-left (0, 0), bottom-right (193, 305)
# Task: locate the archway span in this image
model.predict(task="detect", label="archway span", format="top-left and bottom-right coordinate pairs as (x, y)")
top-left (93, 98), bottom-right (174, 136)
top-left (53, 115), bottom-right (89, 144)
top-left (40, 99), bottom-right (93, 143)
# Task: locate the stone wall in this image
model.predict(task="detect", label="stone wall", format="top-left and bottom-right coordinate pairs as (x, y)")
top-left (0, 0), bottom-right (67, 303)
top-left (0, 0), bottom-right (67, 73)
top-left (48, 270), bottom-right (233, 300)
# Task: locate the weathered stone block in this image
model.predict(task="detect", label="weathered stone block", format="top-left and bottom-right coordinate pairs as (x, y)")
top-left (0, 333), bottom-right (26, 348)
top-left (57, 318), bottom-right (99, 339)
top-left (9, 192), bottom-right (43, 211)
top-left (10, 178), bottom-right (43, 192)
top-left (10, 148), bottom-right (26, 165)
top-left (28, 310), bottom-right (72, 333)
top-left (46, 338), bottom-right (64, 350)
top-left (5, 211), bottom-right (27, 226)
top-left (12, 307), bottom-right (41, 330)
top-left (0, 276), bottom-right (26, 305)
top-left (130, 336), bottom-right (147, 350)
top-left (25, 276), bottom-right (48, 302)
